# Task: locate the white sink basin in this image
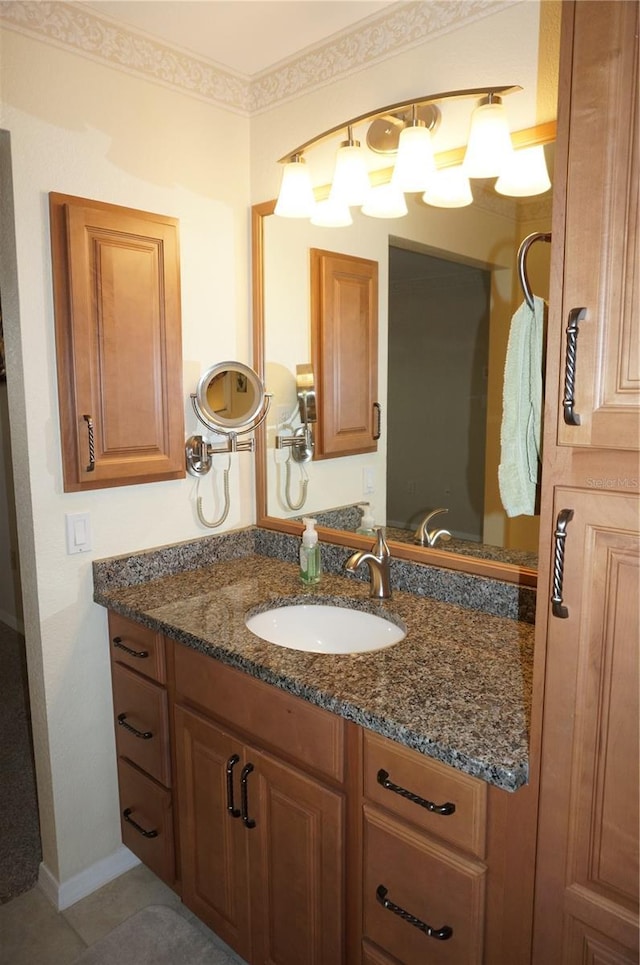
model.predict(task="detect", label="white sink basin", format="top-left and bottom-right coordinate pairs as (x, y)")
top-left (245, 604), bottom-right (406, 654)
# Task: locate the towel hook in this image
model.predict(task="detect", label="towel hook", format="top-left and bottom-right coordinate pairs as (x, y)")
top-left (518, 231), bottom-right (552, 310)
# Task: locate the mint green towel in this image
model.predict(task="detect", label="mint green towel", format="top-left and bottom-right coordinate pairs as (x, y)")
top-left (498, 295), bottom-right (545, 517)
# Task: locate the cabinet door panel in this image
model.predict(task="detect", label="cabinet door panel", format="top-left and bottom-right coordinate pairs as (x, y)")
top-left (535, 488), bottom-right (639, 961)
top-left (173, 706), bottom-right (251, 962)
top-left (555, 1), bottom-right (639, 450)
top-left (249, 748), bottom-right (345, 965)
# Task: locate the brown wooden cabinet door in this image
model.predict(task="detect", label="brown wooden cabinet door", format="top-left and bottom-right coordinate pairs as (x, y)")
top-left (248, 747), bottom-right (345, 965)
top-left (534, 488), bottom-right (639, 962)
top-left (173, 706), bottom-right (251, 962)
top-left (311, 248), bottom-right (379, 458)
top-left (554, 2), bottom-right (639, 452)
top-left (50, 194), bottom-right (185, 490)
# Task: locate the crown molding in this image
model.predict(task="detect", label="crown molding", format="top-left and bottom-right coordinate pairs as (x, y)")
top-left (0, 0), bottom-right (518, 116)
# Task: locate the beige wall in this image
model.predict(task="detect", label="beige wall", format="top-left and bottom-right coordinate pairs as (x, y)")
top-left (0, 27), bottom-right (251, 899)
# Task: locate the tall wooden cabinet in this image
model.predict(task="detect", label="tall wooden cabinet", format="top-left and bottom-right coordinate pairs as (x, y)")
top-left (532, 3), bottom-right (639, 962)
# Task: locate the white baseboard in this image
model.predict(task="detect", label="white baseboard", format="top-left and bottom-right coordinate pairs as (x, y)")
top-left (0, 606), bottom-right (24, 633)
top-left (38, 846), bottom-right (141, 911)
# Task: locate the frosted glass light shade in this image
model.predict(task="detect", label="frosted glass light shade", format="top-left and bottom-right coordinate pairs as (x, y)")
top-left (330, 143), bottom-right (371, 207)
top-left (310, 197), bottom-right (353, 227)
top-left (422, 166), bottom-right (473, 207)
top-left (275, 157), bottom-right (316, 218)
top-left (361, 182), bottom-right (408, 219)
top-left (495, 145), bottom-right (551, 197)
top-left (462, 99), bottom-right (514, 178)
top-left (392, 124), bottom-right (436, 193)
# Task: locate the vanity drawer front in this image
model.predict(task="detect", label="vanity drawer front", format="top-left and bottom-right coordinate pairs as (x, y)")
top-left (363, 731), bottom-right (487, 858)
top-left (117, 758), bottom-right (175, 887)
top-left (108, 611), bottom-right (166, 683)
top-left (112, 662), bottom-right (171, 786)
top-left (363, 806), bottom-right (485, 965)
top-left (172, 642), bottom-right (345, 783)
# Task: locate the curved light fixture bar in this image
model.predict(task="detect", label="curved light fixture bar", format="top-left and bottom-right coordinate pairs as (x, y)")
top-left (277, 85), bottom-right (521, 163)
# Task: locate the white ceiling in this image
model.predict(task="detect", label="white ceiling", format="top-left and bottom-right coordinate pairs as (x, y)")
top-left (82, 1), bottom-right (397, 76)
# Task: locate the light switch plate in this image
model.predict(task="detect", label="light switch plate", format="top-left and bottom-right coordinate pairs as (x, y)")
top-left (65, 512), bottom-right (92, 554)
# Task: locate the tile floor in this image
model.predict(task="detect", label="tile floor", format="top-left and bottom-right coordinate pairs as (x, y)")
top-left (0, 863), bottom-right (248, 965)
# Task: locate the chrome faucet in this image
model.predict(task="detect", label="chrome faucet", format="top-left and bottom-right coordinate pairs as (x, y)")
top-left (344, 528), bottom-right (392, 599)
top-left (414, 508), bottom-right (452, 547)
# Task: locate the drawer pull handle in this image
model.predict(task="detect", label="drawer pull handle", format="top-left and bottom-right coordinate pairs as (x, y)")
top-left (117, 713), bottom-right (152, 740)
top-left (376, 885), bottom-right (453, 941)
top-left (112, 636), bottom-right (149, 659)
top-left (551, 509), bottom-right (574, 619)
top-left (122, 808), bottom-right (158, 839)
top-left (562, 307), bottom-right (587, 426)
top-left (377, 769), bottom-right (456, 815)
top-left (226, 754), bottom-right (241, 818)
top-left (240, 762), bottom-right (256, 829)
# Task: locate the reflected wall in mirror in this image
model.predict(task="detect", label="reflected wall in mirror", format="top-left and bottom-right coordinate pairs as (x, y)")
top-left (256, 174), bottom-right (551, 583)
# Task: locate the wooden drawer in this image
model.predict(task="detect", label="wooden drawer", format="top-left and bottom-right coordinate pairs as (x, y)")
top-left (117, 757), bottom-right (175, 887)
top-left (363, 805), bottom-right (486, 965)
top-left (362, 939), bottom-right (403, 964)
top-left (108, 611), bottom-right (166, 683)
top-left (363, 731), bottom-right (487, 858)
top-left (172, 641), bottom-right (345, 784)
top-left (112, 662), bottom-right (171, 786)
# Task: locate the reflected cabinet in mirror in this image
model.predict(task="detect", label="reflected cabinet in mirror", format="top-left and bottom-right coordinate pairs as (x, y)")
top-left (254, 110), bottom-right (559, 586)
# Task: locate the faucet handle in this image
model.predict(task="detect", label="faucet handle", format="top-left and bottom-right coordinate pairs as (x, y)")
top-left (373, 528), bottom-right (390, 560)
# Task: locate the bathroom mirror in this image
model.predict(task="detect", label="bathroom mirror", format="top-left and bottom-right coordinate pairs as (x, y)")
top-left (193, 361), bottom-right (266, 432)
top-left (253, 140), bottom-right (555, 586)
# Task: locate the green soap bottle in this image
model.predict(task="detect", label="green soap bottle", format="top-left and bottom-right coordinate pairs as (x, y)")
top-left (299, 517), bottom-right (322, 585)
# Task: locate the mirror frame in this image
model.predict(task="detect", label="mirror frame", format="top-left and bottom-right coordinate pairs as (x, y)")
top-left (252, 121), bottom-right (555, 589)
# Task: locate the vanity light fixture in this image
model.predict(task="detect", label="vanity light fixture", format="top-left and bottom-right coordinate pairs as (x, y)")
top-left (495, 144), bottom-right (552, 197)
top-left (274, 85), bottom-right (551, 222)
top-left (422, 165), bottom-right (473, 208)
top-left (461, 93), bottom-right (514, 178)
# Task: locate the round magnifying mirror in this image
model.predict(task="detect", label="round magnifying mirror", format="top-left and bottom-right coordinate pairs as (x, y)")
top-left (195, 361), bottom-right (265, 432)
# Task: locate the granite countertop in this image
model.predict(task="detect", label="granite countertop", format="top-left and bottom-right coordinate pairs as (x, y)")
top-left (95, 550), bottom-right (534, 793)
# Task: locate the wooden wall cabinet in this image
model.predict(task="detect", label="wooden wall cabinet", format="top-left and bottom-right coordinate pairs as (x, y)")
top-left (532, 3), bottom-right (639, 963)
top-left (50, 194), bottom-right (185, 491)
top-left (310, 248), bottom-right (379, 459)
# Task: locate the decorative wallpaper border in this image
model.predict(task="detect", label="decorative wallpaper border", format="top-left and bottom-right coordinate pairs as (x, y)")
top-left (0, 0), bottom-right (516, 116)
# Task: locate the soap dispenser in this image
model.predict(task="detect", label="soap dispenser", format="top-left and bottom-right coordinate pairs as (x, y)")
top-left (357, 504), bottom-right (376, 536)
top-left (299, 517), bottom-right (322, 585)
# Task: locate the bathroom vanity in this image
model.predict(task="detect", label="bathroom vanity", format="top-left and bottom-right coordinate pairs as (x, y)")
top-left (96, 538), bottom-right (536, 965)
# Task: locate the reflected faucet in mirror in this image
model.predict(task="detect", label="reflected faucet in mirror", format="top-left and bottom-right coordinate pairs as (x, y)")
top-left (414, 508), bottom-right (452, 547)
top-left (345, 529), bottom-right (392, 599)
